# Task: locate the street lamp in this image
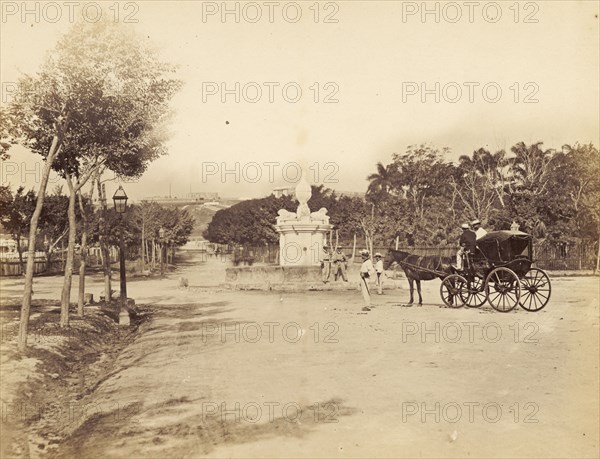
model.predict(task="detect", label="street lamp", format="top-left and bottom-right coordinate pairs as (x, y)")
top-left (112, 186), bottom-right (129, 325)
top-left (159, 227), bottom-right (165, 276)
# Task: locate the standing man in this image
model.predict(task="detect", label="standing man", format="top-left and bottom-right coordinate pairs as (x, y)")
top-left (456, 223), bottom-right (476, 271)
top-left (359, 250), bottom-right (375, 311)
top-left (471, 219), bottom-right (488, 239)
top-left (332, 246), bottom-right (348, 282)
top-left (374, 253), bottom-right (384, 294)
top-left (320, 245), bottom-right (331, 283)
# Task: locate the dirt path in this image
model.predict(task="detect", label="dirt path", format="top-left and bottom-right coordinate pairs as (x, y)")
top-left (2, 252), bottom-right (599, 458)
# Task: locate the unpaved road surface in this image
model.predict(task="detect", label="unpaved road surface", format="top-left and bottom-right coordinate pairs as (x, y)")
top-left (1, 252), bottom-right (598, 458)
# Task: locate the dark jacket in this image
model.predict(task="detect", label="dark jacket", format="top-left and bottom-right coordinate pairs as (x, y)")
top-left (459, 230), bottom-right (477, 253)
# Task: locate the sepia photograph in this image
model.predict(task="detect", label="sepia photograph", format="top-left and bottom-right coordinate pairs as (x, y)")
top-left (0, 1), bottom-right (598, 458)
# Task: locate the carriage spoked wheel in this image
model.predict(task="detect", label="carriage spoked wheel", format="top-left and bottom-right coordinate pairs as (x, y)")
top-left (440, 275), bottom-right (468, 308)
top-left (519, 268), bottom-right (551, 312)
top-left (460, 275), bottom-right (486, 308)
top-left (485, 267), bottom-right (521, 312)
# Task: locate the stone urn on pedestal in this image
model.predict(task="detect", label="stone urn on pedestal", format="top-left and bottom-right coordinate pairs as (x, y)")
top-left (275, 172), bottom-right (332, 266)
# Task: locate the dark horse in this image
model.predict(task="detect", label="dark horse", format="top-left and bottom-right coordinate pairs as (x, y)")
top-left (384, 250), bottom-right (455, 305)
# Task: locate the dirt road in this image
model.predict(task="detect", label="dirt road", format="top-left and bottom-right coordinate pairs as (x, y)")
top-left (2, 252), bottom-right (598, 458)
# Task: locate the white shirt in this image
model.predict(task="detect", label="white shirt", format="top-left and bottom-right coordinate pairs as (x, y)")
top-left (374, 259), bottom-right (384, 273)
top-left (475, 228), bottom-right (488, 240)
top-left (360, 258), bottom-right (375, 275)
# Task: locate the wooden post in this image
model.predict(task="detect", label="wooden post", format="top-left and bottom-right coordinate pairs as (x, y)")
top-left (395, 236), bottom-right (399, 250)
top-left (352, 234), bottom-right (356, 263)
top-left (335, 230), bottom-right (339, 249)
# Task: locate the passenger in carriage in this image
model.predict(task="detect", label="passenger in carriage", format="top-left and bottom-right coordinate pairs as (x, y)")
top-left (455, 223), bottom-right (477, 271)
top-left (471, 219), bottom-right (488, 239)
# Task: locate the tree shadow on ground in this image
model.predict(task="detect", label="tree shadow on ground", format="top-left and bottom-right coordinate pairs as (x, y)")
top-left (50, 396), bottom-right (357, 458)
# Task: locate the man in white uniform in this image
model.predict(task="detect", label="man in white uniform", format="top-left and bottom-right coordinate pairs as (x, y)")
top-left (359, 250), bottom-right (375, 311)
top-left (320, 245), bottom-right (331, 283)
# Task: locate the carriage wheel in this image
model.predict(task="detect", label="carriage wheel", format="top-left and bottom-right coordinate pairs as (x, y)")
top-left (460, 275), bottom-right (486, 308)
top-left (485, 268), bottom-right (521, 312)
top-left (440, 275), bottom-right (468, 308)
top-left (519, 268), bottom-right (551, 312)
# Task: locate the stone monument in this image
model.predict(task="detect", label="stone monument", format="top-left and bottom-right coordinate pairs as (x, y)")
top-left (225, 169), bottom-right (339, 289)
top-left (275, 171), bottom-right (332, 266)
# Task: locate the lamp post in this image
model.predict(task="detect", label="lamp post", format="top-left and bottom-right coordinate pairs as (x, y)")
top-left (112, 186), bottom-right (129, 325)
top-left (159, 227), bottom-right (165, 276)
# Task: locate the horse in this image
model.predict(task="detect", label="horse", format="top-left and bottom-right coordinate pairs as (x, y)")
top-left (384, 250), bottom-right (455, 305)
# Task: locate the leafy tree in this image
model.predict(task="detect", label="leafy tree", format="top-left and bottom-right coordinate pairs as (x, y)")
top-left (0, 186), bottom-right (13, 226)
top-left (204, 195), bottom-right (295, 245)
top-left (0, 107), bottom-right (16, 160)
top-left (10, 19), bottom-right (181, 349)
top-left (2, 187), bottom-right (36, 269)
top-left (510, 141), bottom-right (554, 194)
top-left (38, 187), bottom-right (71, 271)
top-left (451, 148), bottom-right (509, 224)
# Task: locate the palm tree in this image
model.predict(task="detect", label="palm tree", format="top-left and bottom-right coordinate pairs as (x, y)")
top-left (366, 162), bottom-right (398, 200)
top-left (509, 142), bottom-right (554, 194)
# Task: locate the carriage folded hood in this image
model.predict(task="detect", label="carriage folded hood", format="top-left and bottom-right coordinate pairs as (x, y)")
top-left (477, 230), bottom-right (531, 263)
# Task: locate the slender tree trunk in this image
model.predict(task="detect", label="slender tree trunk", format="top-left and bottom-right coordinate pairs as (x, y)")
top-left (18, 135), bottom-right (62, 352)
top-left (60, 174), bottom-right (77, 327)
top-left (141, 220), bottom-right (145, 268)
top-left (77, 190), bottom-right (89, 316)
top-left (352, 234), bottom-right (356, 262)
top-left (152, 240), bottom-right (156, 268)
top-left (15, 234), bottom-right (24, 273)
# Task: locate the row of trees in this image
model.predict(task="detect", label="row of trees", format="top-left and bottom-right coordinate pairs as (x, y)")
top-left (204, 142), bottom-right (599, 264)
top-left (0, 185), bottom-right (194, 270)
top-left (365, 142), bottom-right (599, 245)
top-left (0, 17), bottom-right (182, 351)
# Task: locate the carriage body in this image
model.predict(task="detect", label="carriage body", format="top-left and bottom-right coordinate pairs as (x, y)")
top-left (471, 230), bottom-right (533, 278)
top-left (441, 230), bottom-right (551, 312)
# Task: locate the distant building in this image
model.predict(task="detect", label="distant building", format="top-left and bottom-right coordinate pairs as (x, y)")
top-left (271, 187), bottom-right (364, 199)
top-left (272, 187), bottom-right (295, 198)
top-left (142, 191), bottom-right (220, 205)
top-left (187, 192), bottom-right (220, 201)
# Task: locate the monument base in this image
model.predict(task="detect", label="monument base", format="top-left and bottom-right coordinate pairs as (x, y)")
top-left (225, 265), bottom-right (350, 291)
top-left (224, 265), bottom-right (403, 291)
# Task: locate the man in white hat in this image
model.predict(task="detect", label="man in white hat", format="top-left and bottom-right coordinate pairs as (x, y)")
top-left (374, 253), bottom-right (384, 294)
top-left (471, 219), bottom-right (487, 240)
top-left (359, 250), bottom-right (375, 311)
top-left (332, 246), bottom-right (348, 282)
top-left (320, 245), bottom-right (331, 283)
top-left (456, 223), bottom-right (476, 271)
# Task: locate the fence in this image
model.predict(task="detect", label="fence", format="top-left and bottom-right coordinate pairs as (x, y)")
top-left (533, 240), bottom-right (598, 271)
top-left (191, 241), bottom-right (598, 271)
top-left (0, 247), bottom-right (119, 277)
top-left (0, 259), bottom-right (63, 276)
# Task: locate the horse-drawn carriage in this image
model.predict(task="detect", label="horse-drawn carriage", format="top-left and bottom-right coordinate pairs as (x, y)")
top-left (389, 230), bottom-right (551, 312)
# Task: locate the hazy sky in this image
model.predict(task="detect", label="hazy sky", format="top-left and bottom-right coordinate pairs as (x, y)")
top-left (1, 0), bottom-right (598, 201)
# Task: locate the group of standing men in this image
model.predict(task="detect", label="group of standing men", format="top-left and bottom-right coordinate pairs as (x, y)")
top-left (320, 245), bottom-right (349, 282)
top-left (321, 245), bottom-right (385, 312)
